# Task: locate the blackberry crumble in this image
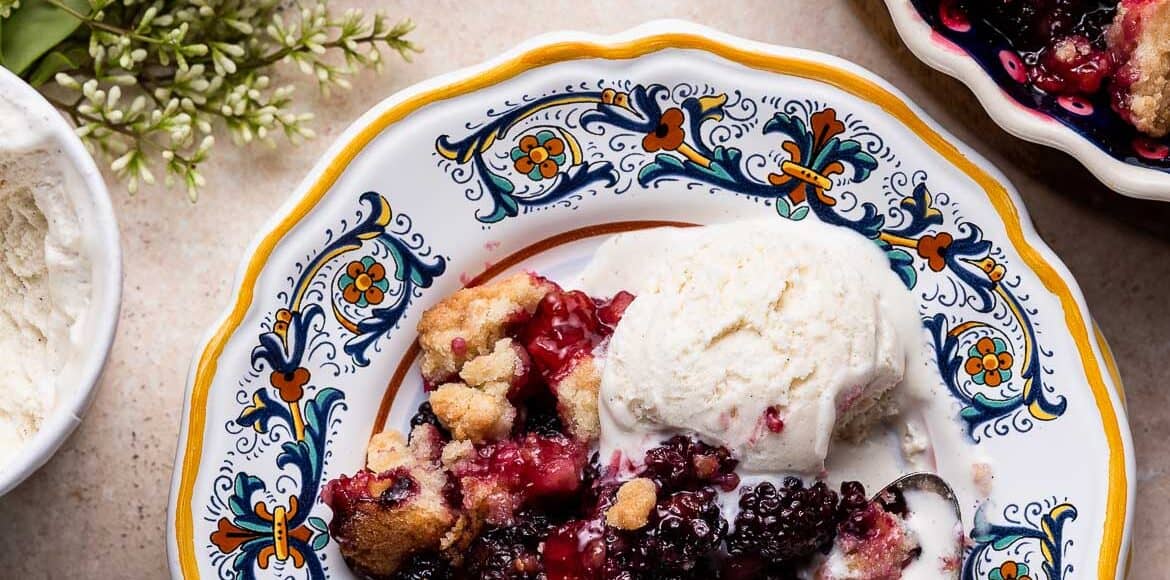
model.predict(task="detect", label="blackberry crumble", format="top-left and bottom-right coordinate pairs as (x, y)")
top-left (950, 0), bottom-right (1170, 136)
top-left (322, 272), bottom-right (942, 579)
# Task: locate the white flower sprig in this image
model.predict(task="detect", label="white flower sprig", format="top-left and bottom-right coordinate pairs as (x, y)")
top-left (0, 0), bottom-right (20, 18)
top-left (10, 0), bottom-right (416, 200)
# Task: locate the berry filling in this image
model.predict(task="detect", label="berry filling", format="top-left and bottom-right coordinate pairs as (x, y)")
top-left (726, 478), bottom-right (840, 566)
top-left (393, 551), bottom-right (454, 580)
top-left (955, 0), bottom-right (1120, 97)
top-left (465, 511), bottom-right (558, 580)
top-left (516, 287), bottom-right (633, 383)
top-left (409, 401), bottom-right (451, 442)
top-left (764, 406), bottom-right (786, 434)
top-left (451, 433), bottom-right (589, 502)
top-left (611, 488), bottom-right (728, 574)
top-left (641, 435), bottom-right (740, 493)
top-left (321, 468), bottom-right (418, 518)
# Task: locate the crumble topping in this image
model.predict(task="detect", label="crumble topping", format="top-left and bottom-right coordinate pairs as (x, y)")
top-left (429, 381), bottom-right (516, 443)
top-left (325, 456), bottom-right (456, 577)
top-left (440, 439), bottom-right (476, 469)
top-left (366, 430), bottom-right (411, 472)
top-left (460, 337), bottom-right (526, 387)
top-left (551, 355), bottom-right (602, 441)
top-left (1110, 0), bottom-right (1170, 137)
top-left (605, 477), bottom-right (658, 530)
top-left (417, 273), bottom-right (553, 383)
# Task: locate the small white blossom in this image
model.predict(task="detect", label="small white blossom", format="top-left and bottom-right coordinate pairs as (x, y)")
top-left (34, 0), bottom-right (416, 198)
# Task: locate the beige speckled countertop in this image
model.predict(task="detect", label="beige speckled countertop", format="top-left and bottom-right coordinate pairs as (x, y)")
top-left (1, 1), bottom-right (1167, 577)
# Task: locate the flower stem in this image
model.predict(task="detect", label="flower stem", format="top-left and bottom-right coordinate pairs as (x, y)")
top-left (43, 0), bottom-right (161, 44)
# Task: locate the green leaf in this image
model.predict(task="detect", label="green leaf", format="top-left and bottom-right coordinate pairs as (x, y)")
top-left (0, 0), bottom-right (90, 76)
top-left (26, 44), bottom-right (85, 86)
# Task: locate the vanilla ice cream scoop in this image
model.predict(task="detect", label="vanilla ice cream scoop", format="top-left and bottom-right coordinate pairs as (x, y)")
top-left (581, 219), bottom-right (920, 475)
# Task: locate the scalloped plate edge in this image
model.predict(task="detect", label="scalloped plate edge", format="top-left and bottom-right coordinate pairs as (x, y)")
top-left (166, 20), bottom-right (1134, 579)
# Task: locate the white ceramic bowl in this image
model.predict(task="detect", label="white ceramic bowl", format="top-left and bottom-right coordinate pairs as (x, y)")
top-left (0, 67), bottom-right (123, 496)
top-left (884, 0), bottom-right (1170, 201)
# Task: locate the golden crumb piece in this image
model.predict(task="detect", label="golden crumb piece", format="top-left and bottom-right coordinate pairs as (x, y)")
top-left (366, 430), bottom-right (411, 472)
top-left (440, 439), bottom-right (476, 469)
top-left (460, 338), bottom-right (524, 387)
top-left (459, 476), bottom-right (524, 525)
top-left (554, 356), bottom-right (602, 441)
top-left (330, 474), bottom-right (455, 577)
top-left (417, 273), bottom-right (553, 383)
top-left (1110, 1), bottom-right (1170, 137)
top-left (429, 383), bottom-right (516, 443)
top-left (439, 513), bottom-right (480, 558)
top-left (606, 478), bottom-right (657, 530)
top-left (407, 424), bottom-right (444, 463)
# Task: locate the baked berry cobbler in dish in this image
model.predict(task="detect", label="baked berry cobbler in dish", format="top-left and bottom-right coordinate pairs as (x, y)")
top-left (322, 220), bottom-right (973, 579)
top-left (953, 0), bottom-right (1170, 136)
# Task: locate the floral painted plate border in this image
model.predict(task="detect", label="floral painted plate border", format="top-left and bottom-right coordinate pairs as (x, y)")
top-left (167, 21), bottom-right (1134, 580)
top-left (884, 0), bottom-right (1170, 202)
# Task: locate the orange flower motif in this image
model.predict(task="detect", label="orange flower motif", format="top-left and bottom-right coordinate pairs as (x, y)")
top-left (917, 232), bottom-right (954, 272)
top-left (642, 108), bottom-right (686, 152)
top-left (270, 367), bottom-right (311, 402)
top-left (338, 257), bottom-right (389, 307)
top-left (989, 561), bottom-right (1032, 580)
top-left (964, 337), bottom-right (1014, 388)
top-left (511, 130), bottom-right (567, 181)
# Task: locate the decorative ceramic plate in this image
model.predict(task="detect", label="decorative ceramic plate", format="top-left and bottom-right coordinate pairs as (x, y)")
top-left (167, 21), bottom-right (1133, 580)
top-left (884, 0), bottom-right (1170, 201)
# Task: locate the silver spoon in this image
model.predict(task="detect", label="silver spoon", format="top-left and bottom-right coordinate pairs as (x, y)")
top-left (876, 471), bottom-right (960, 515)
top-left (872, 472), bottom-right (963, 575)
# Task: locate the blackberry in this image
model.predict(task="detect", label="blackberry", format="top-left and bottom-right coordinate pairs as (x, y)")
top-left (465, 511), bottom-right (554, 579)
top-left (720, 555), bottom-right (799, 580)
top-left (603, 488), bottom-right (728, 578)
top-left (652, 489), bottom-right (727, 571)
top-left (837, 480), bottom-right (873, 538)
top-left (519, 391), bottom-right (565, 437)
top-left (727, 478), bottom-right (838, 565)
top-left (641, 436), bottom-right (739, 493)
top-left (393, 551), bottom-right (453, 580)
top-left (956, 0), bottom-right (1117, 52)
top-left (409, 402), bottom-right (451, 441)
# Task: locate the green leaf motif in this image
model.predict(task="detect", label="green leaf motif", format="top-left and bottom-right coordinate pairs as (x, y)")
top-left (991, 534), bottom-right (1025, 551)
top-left (307, 516), bottom-right (327, 532)
top-left (0, 0), bottom-right (90, 75)
top-left (885, 248), bottom-right (917, 289)
top-left (775, 198), bottom-right (791, 218)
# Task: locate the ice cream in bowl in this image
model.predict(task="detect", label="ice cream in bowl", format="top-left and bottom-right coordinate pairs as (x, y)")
top-left (0, 67), bottom-right (122, 495)
top-left (319, 216), bottom-right (978, 579)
